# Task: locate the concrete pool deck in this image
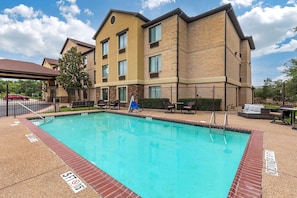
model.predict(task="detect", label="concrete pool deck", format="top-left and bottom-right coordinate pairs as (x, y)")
top-left (0, 109), bottom-right (296, 197)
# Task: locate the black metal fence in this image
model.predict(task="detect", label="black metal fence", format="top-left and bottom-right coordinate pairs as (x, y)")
top-left (0, 100), bottom-right (54, 117)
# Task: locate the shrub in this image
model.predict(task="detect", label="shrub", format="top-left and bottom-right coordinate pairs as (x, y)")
top-left (178, 98), bottom-right (221, 111)
top-left (138, 98), bottom-right (169, 109)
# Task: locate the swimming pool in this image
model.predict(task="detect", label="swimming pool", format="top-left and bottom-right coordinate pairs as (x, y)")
top-left (37, 112), bottom-right (250, 197)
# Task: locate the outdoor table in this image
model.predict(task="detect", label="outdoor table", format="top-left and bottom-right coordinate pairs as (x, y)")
top-left (280, 107), bottom-right (297, 130)
top-left (175, 102), bottom-right (184, 113)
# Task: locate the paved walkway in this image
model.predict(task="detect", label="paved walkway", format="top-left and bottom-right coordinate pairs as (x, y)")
top-left (0, 109), bottom-right (296, 197)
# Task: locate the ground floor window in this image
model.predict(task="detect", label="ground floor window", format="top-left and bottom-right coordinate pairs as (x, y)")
top-left (102, 88), bottom-right (109, 100)
top-left (149, 86), bottom-right (161, 98)
top-left (118, 86), bottom-right (127, 102)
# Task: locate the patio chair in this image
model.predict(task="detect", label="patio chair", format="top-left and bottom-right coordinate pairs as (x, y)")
top-left (163, 100), bottom-right (175, 113)
top-left (97, 100), bottom-right (106, 108)
top-left (109, 100), bottom-right (119, 109)
top-left (270, 108), bottom-right (290, 124)
top-left (183, 101), bottom-right (196, 114)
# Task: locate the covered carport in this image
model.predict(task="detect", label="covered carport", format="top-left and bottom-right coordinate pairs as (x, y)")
top-left (0, 59), bottom-right (60, 116)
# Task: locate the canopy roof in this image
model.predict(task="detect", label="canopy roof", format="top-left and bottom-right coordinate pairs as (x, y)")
top-left (0, 59), bottom-right (59, 80)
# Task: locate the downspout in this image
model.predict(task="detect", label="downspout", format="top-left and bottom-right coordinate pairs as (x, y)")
top-left (176, 15), bottom-right (180, 102)
top-left (224, 10), bottom-right (227, 111)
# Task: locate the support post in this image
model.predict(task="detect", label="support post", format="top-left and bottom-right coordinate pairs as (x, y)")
top-left (6, 83), bottom-right (8, 117)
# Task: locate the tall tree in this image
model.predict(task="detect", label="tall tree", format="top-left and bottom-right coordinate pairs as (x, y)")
top-left (56, 47), bottom-right (92, 101)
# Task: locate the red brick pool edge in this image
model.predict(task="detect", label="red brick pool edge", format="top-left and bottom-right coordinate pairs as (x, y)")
top-left (20, 116), bottom-right (263, 197)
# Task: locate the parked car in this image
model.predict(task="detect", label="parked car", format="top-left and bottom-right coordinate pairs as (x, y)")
top-left (3, 94), bottom-right (29, 100)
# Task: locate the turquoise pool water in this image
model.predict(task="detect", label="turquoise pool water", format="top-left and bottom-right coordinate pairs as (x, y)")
top-left (38, 112), bottom-right (250, 197)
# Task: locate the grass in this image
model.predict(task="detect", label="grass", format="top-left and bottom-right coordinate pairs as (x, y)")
top-left (264, 104), bottom-right (280, 109)
top-left (60, 106), bottom-right (99, 112)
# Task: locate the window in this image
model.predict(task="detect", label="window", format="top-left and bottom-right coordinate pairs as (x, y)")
top-left (93, 50), bottom-right (96, 64)
top-left (102, 88), bottom-right (109, 100)
top-left (149, 24), bottom-right (161, 43)
top-left (102, 65), bottom-right (108, 78)
top-left (149, 55), bottom-right (161, 73)
top-left (118, 87), bottom-right (127, 102)
top-left (118, 60), bottom-right (127, 76)
top-left (149, 86), bottom-right (161, 98)
top-left (93, 70), bottom-right (96, 84)
top-left (119, 32), bottom-right (127, 49)
top-left (102, 41), bottom-right (108, 56)
top-left (84, 56), bottom-right (88, 65)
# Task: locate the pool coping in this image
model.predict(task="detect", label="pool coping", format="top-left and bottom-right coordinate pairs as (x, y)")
top-left (20, 111), bottom-right (263, 197)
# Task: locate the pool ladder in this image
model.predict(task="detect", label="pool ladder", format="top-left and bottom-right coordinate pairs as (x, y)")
top-left (16, 102), bottom-right (46, 124)
top-left (209, 112), bottom-right (227, 144)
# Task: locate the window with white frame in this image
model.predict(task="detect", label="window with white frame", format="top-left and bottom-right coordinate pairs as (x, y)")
top-left (102, 88), bottom-right (109, 100)
top-left (149, 24), bottom-right (161, 43)
top-left (149, 55), bottom-right (161, 73)
top-left (102, 41), bottom-right (108, 56)
top-left (118, 60), bottom-right (127, 76)
top-left (149, 86), bottom-right (161, 98)
top-left (119, 32), bottom-right (127, 49)
top-left (118, 87), bottom-right (127, 102)
top-left (102, 65), bottom-right (108, 78)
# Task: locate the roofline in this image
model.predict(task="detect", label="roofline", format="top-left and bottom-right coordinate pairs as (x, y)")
top-left (92, 9), bottom-right (150, 40)
top-left (142, 4), bottom-right (255, 50)
top-left (60, 38), bottom-right (95, 54)
top-left (82, 48), bottom-right (95, 56)
top-left (42, 57), bottom-right (59, 66)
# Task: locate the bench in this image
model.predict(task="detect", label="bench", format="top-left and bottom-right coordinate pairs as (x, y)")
top-left (70, 101), bottom-right (94, 108)
top-left (237, 104), bottom-right (272, 119)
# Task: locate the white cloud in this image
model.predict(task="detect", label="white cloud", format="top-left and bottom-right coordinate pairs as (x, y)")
top-left (84, 8), bottom-right (94, 16)
top-left (220, 0), bottom-right (255, 7)
top-left (239, 4), bottom-right (297, 57)
top-left (57, 0), bottom-right (80, 19)
top-left (273, 65), bottom-right (290, 82)
top-left (142, 0), bottom-right (176, 10)
top-left (4, 4), bottom-right (42, 19)
top-left (287, 0), bottom-right (297, 6)
top-left (0, 2), bottom-right (95, 60)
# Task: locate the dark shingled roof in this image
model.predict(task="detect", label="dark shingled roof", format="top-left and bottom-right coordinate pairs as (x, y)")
top-left (42, 58), bottom-right (59, 66)
top-left (60, 37), bottom-right (95, 54)
top-left (0, 59), bottom-right (59, 80)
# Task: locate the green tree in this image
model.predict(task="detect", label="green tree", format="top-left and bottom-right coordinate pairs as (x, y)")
top-left (282, 27), bottom-right (297, 101)
top-left (56, 47), bottom-right (92, 101)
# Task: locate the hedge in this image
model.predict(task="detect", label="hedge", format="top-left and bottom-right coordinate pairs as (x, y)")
top-left (138, 98), bottom-right (221, 111)
top-left (138, 98), bottom-right (169, 109)
top-left (178, 98), bottom-right (221, 111)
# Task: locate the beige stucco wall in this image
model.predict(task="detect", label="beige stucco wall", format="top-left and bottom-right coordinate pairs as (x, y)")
top-left (94, 11), bottom-right (147, 102)
top-left (95, 12), bottom-right (146, 85)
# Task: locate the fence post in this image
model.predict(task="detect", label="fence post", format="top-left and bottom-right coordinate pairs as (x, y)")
top-left (14, 102), bottom-right (16, 118)
top-left (213, 85), bottom-right (216, 123)
top-left (6, 83), bottom-right (8, 117)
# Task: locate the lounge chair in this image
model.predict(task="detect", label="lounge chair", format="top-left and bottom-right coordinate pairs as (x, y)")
top-left (97, 100), bottom-right (106, 108)
top-left (163, 100), bottom-right (175, 113)
top-left (109, 100), bottom-right (119, 109)
top-left (183, 101), bottom-right (196, 114)
top-left (130, 101), bottom-right (141, 112)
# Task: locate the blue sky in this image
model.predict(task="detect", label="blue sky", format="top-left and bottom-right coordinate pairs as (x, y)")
top-left (0, 0), bottom-right (297, 87)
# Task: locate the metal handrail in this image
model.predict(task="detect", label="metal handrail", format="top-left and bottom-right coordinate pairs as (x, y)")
top-left (15, 102), bottom-right (45, 120)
